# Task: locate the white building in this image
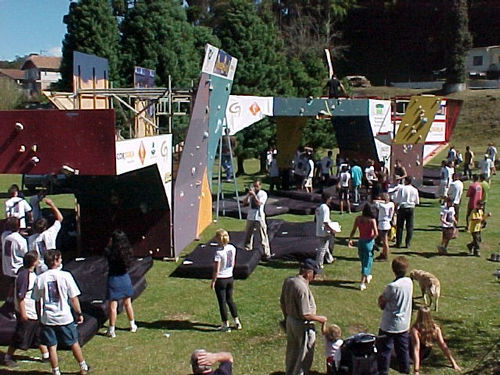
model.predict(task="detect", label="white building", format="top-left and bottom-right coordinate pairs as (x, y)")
top-left (466, 45), bottom-right (500, 77)
top-left (21, 54), bottom-right (61, 95)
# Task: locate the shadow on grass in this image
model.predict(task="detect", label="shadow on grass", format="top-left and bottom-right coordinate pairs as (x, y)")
top-left (0, 371), bottom-right (49, 375)
top-left (311, 279), bottom-right (358, 290)
top-left (260, 261), bottom-right (301, 269)
top-left (136, 319), bottom-right (219, 332)
top-left (413, 225), bottom-right (442, 232)
top-left (391, 250), bottom-right (470, 258)
top-left (270, 372), bottom-right (323, 375)
top-left (334, 255), bottom-right (360, 262)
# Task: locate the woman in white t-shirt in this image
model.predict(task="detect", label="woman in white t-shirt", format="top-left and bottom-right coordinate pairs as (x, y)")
top-left (374, 193), bottom-right (395, 261)
top-left (211, 229), bottom-right (241, 332)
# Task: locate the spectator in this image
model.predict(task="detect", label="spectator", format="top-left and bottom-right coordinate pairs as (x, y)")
top-left (104, 230), bottom-right (137, 338)
top-left (243, 180), bottom-right (271, 259)
top-left (374, 193), bottom-right (395, 261)
top-left (280, 259), bottom-right (327, 375)
top-left (190, 350), bottom-right (233, 375)
top-left (321, 322), bottom-right (343, 375)
top-left (32, 249), bottom-right (90, 375)
top-left (364, 159), bottom-right (378, 200)
top-left (350, 162), bottom-right (363, 205)
top-left (446, 145), bottom-right (457, 166)
top-left (479, 174), bottom-right (490, 211)
top-left (438, 161), bottom-right (454, 204)
top-left (486, 142), bottom-right (497, 175)
top-left (320, 151), bottom-right (334, 188)
top-left (211, 229), bottom-right (241, 332)
top-left (29, 189), bottom-right (47, 223)
top-left (463, 146), bottom-right (474, 180)
top-left (478, 153), bottom-right (493, 180)
top-left (5, 184), bottom-right (32, 229)
top-left (304, 154), bottom-right (315, 193)
top-left (348, 203), bottom-right (378, 291)
top-left (338, 165), bottom-right (351, 214)
top-left (293, 152), bottom-right (306, 190)
top-left (467, 200), bottom-right (489, 257)
top-left (269, 153), bottom-right (280, 192)
top-left (376, 256), bottom-right (413, 375)
top-left (465, 175), bottom-right (482, 226)
top-left (394, 177), bottom-right (419, 249)
top-left (410, 307), bottom-right (461, 374)
top-left (447, 173), bottom-right (463, 223)
top-left (2, 251), bottom-right (49, 368)
top-left (393, 160), bottom-right (407, 185)
top-left (315, 193), bottom-right (337, 268)
top-left (438, 198), bottom-right (457, 255)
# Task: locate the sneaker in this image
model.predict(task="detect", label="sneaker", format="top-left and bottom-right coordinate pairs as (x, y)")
top-left (80, 365), bottom-right (91, 375)
top-left (3, 358), bottom-right (18, 368)
top-left (437, 246), bottom-right (447, 255)
top-left (130, 323), bottom-right (138, 333)
top-left (466, 243), bottom-right (474, 254)
top-left (375, 255), bottom-right (387, 261)
top-left (217, 325), bottom-right (231, 332)
top-left (359, 283), bottom-right (367, 291)
top-left (366, 275), bottom-right (373, 284)
top-left (234, 321), bottom-right (242, 330)
top-left (105, 329), bottom-right (116, 338)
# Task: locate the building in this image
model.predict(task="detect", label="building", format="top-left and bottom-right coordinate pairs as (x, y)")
top-left (0, 68), bottom-right (25, 86)
top-left (21, 54), bottom-right (61, 95)
top-left (466, 45), bottom-right (500, 78)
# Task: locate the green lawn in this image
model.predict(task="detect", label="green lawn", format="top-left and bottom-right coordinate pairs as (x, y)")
top-left (1, 89), bottom-right (500, 374)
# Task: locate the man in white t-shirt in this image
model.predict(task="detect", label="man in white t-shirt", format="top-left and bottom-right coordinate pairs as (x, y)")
top-left (5, 185), bottom-right (32, 229)
top-left (376, 256), bottom-right (413, 375)
top-left (28, 198), bottom-right (63, 274)
top-left (315, 193), bottom-right (338, 268)
top-left (374, 193), bottom-right (395, 261)
top-left (338, 166), bottom-right (351, 214)
top-left (243, 180), bottom-right (271, 259)
top-left (33, 250), bottom-right (90, 375)
top-left (1, 217), bottom-right (28, 317)
top-left (478, 154), bottom-right (493, 179)
top-left (394, 177), bottom-right (420, 249)
top-left (304, 155), bottom-right (315, 193)
top-left (486, 142), bottom-right (497, 175)
top-left (447, 173), bottom-right (463, 223)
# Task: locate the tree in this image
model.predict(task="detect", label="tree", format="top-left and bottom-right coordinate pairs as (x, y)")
top-left (445, 0), bottom-right (472, 87)
top-left (59, 0), bottom-right (120, 91)
top-left (0, 78), bottom-right (24, 110)
top-left (211, 0), bottom-right (293, 173)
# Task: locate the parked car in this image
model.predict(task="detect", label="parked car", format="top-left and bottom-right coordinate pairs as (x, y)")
top-left (345, 75), bottom-right (371, 87)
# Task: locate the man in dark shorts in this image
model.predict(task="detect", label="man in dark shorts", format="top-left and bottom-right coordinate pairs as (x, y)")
top-left (3, 251), bottom-right (49, 368)
top-left (338, 165), bottom-right (351, 214)
top-left (191, 350), bottom-right (233, 374)
top-left (33, 250), bottom-right (90, 375)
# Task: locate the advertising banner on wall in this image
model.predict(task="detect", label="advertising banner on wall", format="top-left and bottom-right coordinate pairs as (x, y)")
top-left (369, 99), bottom-right (392, 135)
top-left (116, 135), bottom-right (172, 204)
top-left (202, 44), bottom-right (238, 81)
top-left (225, 95), bottom-right (273, 134)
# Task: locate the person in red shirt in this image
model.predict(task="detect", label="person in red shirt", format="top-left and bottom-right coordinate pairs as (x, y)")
top-left (465, 174), bottom-right (482, 227)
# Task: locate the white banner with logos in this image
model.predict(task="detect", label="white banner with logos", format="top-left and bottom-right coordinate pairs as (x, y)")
top-left (226, 95), bottom-right (273, 135)
top-left (202, 44), bottom-right (238, 81)
top-left (369, 99), bottom-right (392, 135)
top-left (116, 135), bottom-right (172, 204)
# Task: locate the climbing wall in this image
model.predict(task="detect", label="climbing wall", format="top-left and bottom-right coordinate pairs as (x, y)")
top-left (276, 117), bottom-right (307, 168)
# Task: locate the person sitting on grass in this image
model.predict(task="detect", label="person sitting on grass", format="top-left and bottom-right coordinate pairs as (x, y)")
top-left (321, 322), bottom-right (343, 375)
top-left (410, 307), bottom-right (461, 374)
top-left (3, 251), bottom-right (49, 368)
top-left (191, 349), bottom-right (233, 375)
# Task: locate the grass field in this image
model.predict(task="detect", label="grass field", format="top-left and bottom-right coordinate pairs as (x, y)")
top-left (1, 88), bottom-right (500, 375)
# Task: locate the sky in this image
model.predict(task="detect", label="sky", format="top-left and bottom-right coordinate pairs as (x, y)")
top-left (0, 0), bottom-right (69, 61)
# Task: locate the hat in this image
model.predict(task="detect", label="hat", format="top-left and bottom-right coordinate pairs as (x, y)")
top-left (301, 258), bottom-right (322, 274)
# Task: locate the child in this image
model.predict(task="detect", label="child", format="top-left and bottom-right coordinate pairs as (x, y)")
top-left (322, 322), bottom-right (343, 375)
top-left (438, 198), bottom-right (457, 255)
top-left (3, 251), bottom-right (49, 368)
top-left (467, 201), bottom-right (490, 256)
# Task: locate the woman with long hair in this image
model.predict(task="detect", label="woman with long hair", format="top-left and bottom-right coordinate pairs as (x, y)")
top-left (211, 229), bottom-right (241, 332)
top-left (410, 307), bottom-right (461, 374)
top-left (104, 230), bottom-right (137, 338)
top-left (348, 203), bottom-right (378, 290)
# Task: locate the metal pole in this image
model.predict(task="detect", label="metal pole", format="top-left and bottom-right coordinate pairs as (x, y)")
top-left (215, 133), bottom-right (223, 221)
top-left (224, 121), bottom-right (241, 219)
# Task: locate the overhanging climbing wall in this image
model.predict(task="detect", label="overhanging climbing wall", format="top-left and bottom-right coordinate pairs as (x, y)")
top-left (173, 45), bottom-right (237, 257)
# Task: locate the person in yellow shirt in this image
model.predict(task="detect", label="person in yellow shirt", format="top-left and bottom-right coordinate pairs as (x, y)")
top-left (467, 201), bottom-right (490, 256)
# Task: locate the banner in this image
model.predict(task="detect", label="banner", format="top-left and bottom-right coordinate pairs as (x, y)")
top-left (116, 135), bottom-right (172, 204)
top-left (226, 95), bottom-right (273, 134)
top-left (202, 44), bottom-right (238, 81)
top-left (369, 99), bottom-right (392, 134)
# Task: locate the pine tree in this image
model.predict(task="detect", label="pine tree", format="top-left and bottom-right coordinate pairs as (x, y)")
top-left (59, 0), bottom-right (120, 91)
top-left (445, 0), bottom-right (472, 85)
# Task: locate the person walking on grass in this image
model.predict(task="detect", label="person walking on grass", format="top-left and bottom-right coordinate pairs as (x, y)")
top-left (463, 146), bottom-right (474, 180)
top-left (447, 173), bottom-right (463, 224)
top-left (348, 203), bottom-right (378, 291)
top-left (2, 251), bottom-right (49, 368)
top-left (315, 193), bottom-right (338, 268)
top-left (465, 174), bottom-right (482, 227)
top-left (211, 229), bottom-right (241, 332)
top-left (338, 165), bottom-right (351, 214)
top-left (467, 201), bottom-right (490, 257)
top-left (438, 198), bottom-right (457, 255)
top-left (104, 230), bottom-right (137, 338)
top-left (32, 249), bottom-right (90, 375)
top-left (243, 180), bottom-right (271, 260)
top-left (410, 307), bottom-right (461, 374)
top-left (374, 193), bottom-right (395, 261)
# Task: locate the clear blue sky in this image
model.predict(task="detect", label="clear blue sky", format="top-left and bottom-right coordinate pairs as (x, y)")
top-left (0, 0), bottom-right (69, 61)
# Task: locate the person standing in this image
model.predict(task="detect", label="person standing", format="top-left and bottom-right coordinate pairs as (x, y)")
top-left (438, 161), bottom-right (454, 204)
top-left (438, 198), bottom-right (457, 255)
top-left (394, 177), bottom-right (420, 249)
top-left (446, 145), bottom-right (457, 166)
top-left (325, 74), bottom-right (347, 98)
top-left (376, 256), bottom-right (413, 375)
top-left (478, 153), bottom-right (493, 180)
top-left (348, 204), bottom-right (378, 291)
top-left (304, 154), bottom-right (315, 193)
top-left (211, 229), bottom-right (241, 332)
top-left (465, 174), bottom-right (482, 226)
top-left (28, 198), bottom-right (63, 274)
top-left (315, 193), bottom-right (337, 268)
top-left (338, 166), bottom-right (351, 214)
top-left (350, 162), bottom-right (362, 205)
top-left (486, 142), bottom-right (497, 175)
top-left (5, 184), bottom-right (32, 230)
top-left (479, 174), bottom-right (489, 211)
top-left (364, 159), bottom-right (378, 200)
top-left (269, 154), bottom-right (280, 192)
top-left (463, 146), bottom-right (474, 180)
top-left (104, 230), bottom-right (137, 338)
top-left (320, 151), bottom-right (334, 188)
top-left (280, 259), bottom-right (327, 375)
top-left (374, 193), bottom-right (395, 261)
top-left (393, 160), bottom-right (408, 185)
top-left (29, 189), bottom-right (47, 223)
top-left (447, 173), bottom-right (463, 223)
top-left (32, 249), bottom-right (90, 375)
top-left (467, 201), bottom-right (489, 256)
top-left (243, 180), bottom-right (271, 259)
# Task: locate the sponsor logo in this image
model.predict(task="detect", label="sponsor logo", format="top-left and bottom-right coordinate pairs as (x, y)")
top-left (138, 141), bottom-right (146, 165)
top-left (151, 142), bottom-right (156, 155)
top-left (161, 141), bottom-right (169, 157)
top-left (229, 102), bottom-right (241, 114)
top-left (375, 104), bottom-right (384, 115)
top-left (116, 151), bottom-right (134, 160)
top-left (249, 102), bottom-right (261, 116)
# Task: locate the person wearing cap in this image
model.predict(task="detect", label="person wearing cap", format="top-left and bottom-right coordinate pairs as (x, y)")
top-left (280, 259), bottom-right (327, 375)
top-left (190, 349), bottom-right (233, 374)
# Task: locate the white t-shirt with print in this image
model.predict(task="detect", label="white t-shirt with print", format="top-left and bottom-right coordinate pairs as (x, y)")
top-left (324, 337), bottom-right (343, 369)
top-left (247, 190), bottom-right (267, 221)
top-left (340, 171), bottom-right (351, 188)
top-left (15, 268), bottom-right (38, 320)
top-left (5, 197), bottom-right (32, 228)
top-left (28, 221), bottom-right (62, 274)
top-left (2, 232), bottom-right (28, 277)
top-left (440, 206), bottom-right (455, 228)
top-left (32, 269), bottom-right (81, 326)
top-left (214, 244), bottom-right (236, 279)
top-left (376, 201), bottom-right (395, 230)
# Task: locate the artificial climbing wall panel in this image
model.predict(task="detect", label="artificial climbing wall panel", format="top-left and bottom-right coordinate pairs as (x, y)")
top-left (391, 143), bottom-right (425, 186)
top-left (276, 117), bottom-right (307, 169)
